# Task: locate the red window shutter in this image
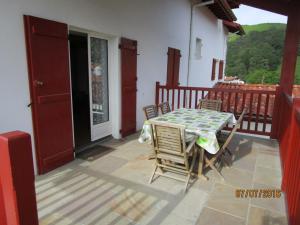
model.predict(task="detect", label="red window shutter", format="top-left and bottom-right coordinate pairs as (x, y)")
top-left (211, 58), bottom-right (217, 81)
top-left (166, 47), bottom-right (181, 87)
top-left (166, 48), bottom-right (174, 87)
top-left (218, 60), bottom-right (224, 80)
top-left (173, 49), bottom-right (181, 87)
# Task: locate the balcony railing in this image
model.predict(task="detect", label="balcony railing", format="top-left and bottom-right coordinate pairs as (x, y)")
top-left (155, 82), bottom-right (279, 136)
top-left (278, 93), bottom-right (300, 225)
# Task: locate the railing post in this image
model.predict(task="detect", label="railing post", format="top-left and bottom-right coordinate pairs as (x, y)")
top-left (270, 86), bottom-right (281, 139)
top-left (155, 81), bottom-right (160, 105)
top-left (0, 131), bottom-right (39, 225)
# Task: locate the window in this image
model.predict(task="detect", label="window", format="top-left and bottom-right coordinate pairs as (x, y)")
top-left (195, 38), bottom-right (203, 60)
top-left (166, 47), bottom-right (181, 87)
top-left (211, 58), bottom-right (217, 81)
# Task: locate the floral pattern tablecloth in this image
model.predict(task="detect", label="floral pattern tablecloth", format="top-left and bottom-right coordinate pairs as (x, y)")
top-left (139, 108), bottom-right (236, 154)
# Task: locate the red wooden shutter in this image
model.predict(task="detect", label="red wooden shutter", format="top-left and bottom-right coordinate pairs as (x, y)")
top-left (211, 58), bottom-right (217, 81)
top-left (167, 48), bottom-right (175, 87)
top-left (120, 38), bottom-right (137, 137)
top-left (218, 60), bottom-right (224, 80)
top-left (166, 47), bottom-right (181, 87)
top-left (173, 49), bottom-right (181, 87)
top-left (24, 15), bottom-right (74, 174)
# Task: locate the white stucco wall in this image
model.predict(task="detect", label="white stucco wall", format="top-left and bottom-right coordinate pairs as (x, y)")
top-left (0, 0), bottom-right (229, 173)
top-left (189, 7), bottom-right (228, 87)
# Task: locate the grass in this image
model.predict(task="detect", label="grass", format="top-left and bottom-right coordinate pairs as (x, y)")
top-left (229, 23), bottom-right (286, 42)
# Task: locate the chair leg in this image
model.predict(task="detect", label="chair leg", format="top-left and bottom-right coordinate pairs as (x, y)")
top-left (211, 164), bottom-right (224, 181)
top-left (184, 173), bottom-right (191, 193)
top-left (149, 165), bottom-right (158, 184)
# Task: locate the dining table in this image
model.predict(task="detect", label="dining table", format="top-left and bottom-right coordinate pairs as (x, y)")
top-left (139, 108), bottom-right (237, 178)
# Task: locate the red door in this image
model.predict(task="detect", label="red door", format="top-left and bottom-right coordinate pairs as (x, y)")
top-left (120, 38), bottom-right (137, 137)
top-left (24, 16), bottom-right (74, 174)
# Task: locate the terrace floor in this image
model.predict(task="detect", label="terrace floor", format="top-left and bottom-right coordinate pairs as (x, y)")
top-left (36, 133), bottom-right (288, 225)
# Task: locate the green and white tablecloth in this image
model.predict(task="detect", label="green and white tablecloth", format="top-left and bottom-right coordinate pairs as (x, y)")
top-left (138, 108), bottom-right (236, 154)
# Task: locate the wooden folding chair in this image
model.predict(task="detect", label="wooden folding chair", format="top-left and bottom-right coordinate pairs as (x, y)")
top-left (197, 99), bottom-right (222, 111)
top-left (203, 108), bottom-right (247, 180)
top-left (149, 121), bottom-right (197, 193)
top-left (143, 105), bottom-right (158, 120)
top-left (158, 102), bottom-right (171, 114)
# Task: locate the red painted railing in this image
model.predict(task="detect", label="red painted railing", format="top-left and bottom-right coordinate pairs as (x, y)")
top-left (278, 93), bottom-right (300, 225)
top-left (155, 82), bottom-right (278, 136)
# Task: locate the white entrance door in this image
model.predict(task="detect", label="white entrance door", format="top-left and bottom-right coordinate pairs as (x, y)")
top-left (88, 35), bottom-right (111, 141)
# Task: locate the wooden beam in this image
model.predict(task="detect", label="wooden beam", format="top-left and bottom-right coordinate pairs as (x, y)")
top-left (238, 0), bottom-right (289, 15)
top-left (279, 1), bottom-right (300, 95)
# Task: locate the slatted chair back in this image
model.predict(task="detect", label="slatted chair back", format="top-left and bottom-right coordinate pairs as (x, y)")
top-left (219, 108), bottom-right (247, 155)
top-left (149, 121), bottom-right (197, 192)
top-left (204, 108), bottom-right (247, 180)
top-left (143, 105), bottom-right (158, 120)
top-left (198, 99), bottom-right (222, 111)
top-left (158, 102), bottom-right (171, 114)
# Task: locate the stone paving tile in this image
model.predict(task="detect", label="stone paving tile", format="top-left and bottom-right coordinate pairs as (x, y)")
top-left (36, 133), bottom-right (287, 225)
top-left (196, 207), bottom-right (245, 225)
top-left (247, 206), bottom-right (288, 225)
top-left (254, 166), bottom-right (282, 187)
top-left (251, 183), bottom-right (286, 214)
top-left (89, 155), bottom-right (129, 174)
top-left (206, 183), bottom-right (249, 219)
top-left (217, 167), bottom-right (254, 189)
top-left (256, 153), bottom-right (281, 170)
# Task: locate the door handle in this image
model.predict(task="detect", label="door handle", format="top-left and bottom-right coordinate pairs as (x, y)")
top-left (34, 80), bottom-right (44, 87)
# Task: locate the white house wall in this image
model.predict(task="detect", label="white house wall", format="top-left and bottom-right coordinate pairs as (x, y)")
top-left (189, 7), bottom-right (228, 87)
top-left (0, 0), bottom-right (229, 173)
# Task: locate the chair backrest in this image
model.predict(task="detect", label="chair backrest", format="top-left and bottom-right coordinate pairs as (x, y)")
top-left (221, 108), bottom-right (247, 151)
top-left (151, 121), bottom-right (189, 165)
top-left (143, 105), bottom-right (158, 120)
top-left (198, 99), bottom-right (222, 111)
top-left (158, 102), bottom-right (171, 114)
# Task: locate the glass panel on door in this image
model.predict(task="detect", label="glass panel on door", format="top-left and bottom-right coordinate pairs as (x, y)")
top-left (89, 36), bottom-right (111, 141)
top-left (90, 37), bottom-right (109, 125)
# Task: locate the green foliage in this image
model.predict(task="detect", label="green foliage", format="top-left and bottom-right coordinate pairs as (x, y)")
top-left (226, 23), bottom-right (297, 84)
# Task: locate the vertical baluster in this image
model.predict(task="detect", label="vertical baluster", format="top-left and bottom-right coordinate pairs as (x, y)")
top-left (241, 92), bottom-right (246, 130)
top-left (255, 93), bottom-right (261, 131)
top-left (247, 93), bottom-right (254, 131)
top-left (183, 89), bottom-right (186, 108)
top-left (234, 92), bottom-right (238, 115)
top-left (227, 92), bottom-right (232, 112)
top-left (167, 88), bottom-right (170, 103)
top-left (263, 93), bottom-right (270, 133)
top-left (221, 91), bottom-right (224, 111)
top-left (161, 87), bottom-right (164, 103)
top-left (195, 90), bottom-right (198, 108)
top-left (172, 88), bottom-right (175, 111)
top-left (189, 89), bottom-right (192, 108)
top-left (177, 88), bottom-right (181, 109)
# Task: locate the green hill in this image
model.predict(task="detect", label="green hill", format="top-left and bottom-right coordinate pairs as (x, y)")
top-left (229, 23), bottom-right (286, 42)
top-left (226, 23), bottom-right (300, 84)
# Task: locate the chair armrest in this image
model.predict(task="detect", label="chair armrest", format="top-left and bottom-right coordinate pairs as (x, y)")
top-left (186, 139), bottom-right (196, 154)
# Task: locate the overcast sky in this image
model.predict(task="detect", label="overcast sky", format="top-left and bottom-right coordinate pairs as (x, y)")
top-left (233, 5), bottom-right (287, 25)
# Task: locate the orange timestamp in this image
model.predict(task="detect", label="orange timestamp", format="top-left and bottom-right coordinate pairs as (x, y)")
top-left (235, 189), bottom-right (282, 198)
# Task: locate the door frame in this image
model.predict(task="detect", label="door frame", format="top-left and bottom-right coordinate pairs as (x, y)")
top-left (68, 26), bottom-right (121, 143)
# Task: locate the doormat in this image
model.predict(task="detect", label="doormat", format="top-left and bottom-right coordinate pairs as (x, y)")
top-left (76, 145), bottom-right (115, 162)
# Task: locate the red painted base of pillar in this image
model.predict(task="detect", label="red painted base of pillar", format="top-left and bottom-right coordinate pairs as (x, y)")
top-left (0, 131), bottom-right (39, 225)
